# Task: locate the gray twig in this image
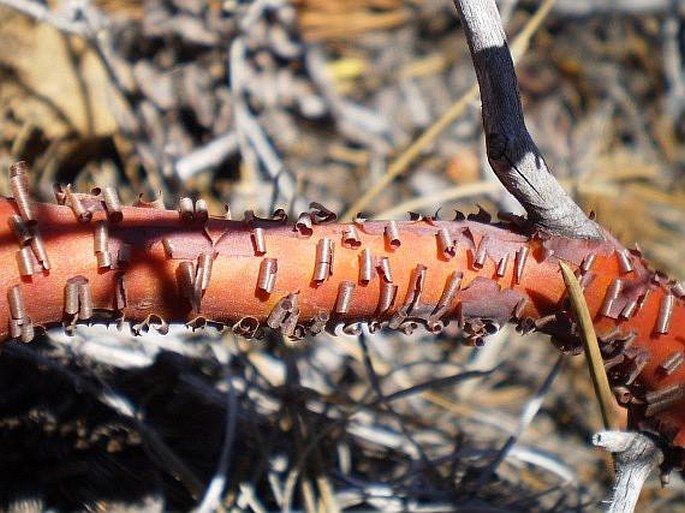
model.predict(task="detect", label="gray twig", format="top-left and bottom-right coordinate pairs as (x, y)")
top-left (175, 132), bottom-right (239, 181)
top-left (476, 354), bottom-right (564, 488)
top-left (194, 366), bottom-right (238, 513)
top-left (662, 2), bottom-right (685, 120)
top-left (553, 0), bottom-right (685, 16)
top-left (593, 431), bottom-right (663, 513)
top-left (452, 0), bottom-right (601, 239)
top-left (0, 0), bottom-right (89, 35)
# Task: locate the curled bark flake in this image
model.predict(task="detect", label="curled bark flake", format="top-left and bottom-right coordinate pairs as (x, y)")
top-left (400, 264), bottom-right (427, 314)
top-left (436, 227), bottom-right (456, 259)
top-left (9, 161), bottom-right (35, 224)
top-left (514, 246), bottom-right (529, 284)
top-left (194, 199), bottom-right (209, 224)
top-left (133, 192), bottom-right (165, 210)
top-left (114, 272), bottom-right (127, 311)
top-left (77, 280), bottom-right (94, 320)
top-left (177, 261), bottom-right (197, 311)
top-left (251, 227), bottom-right (267, 256)
top-left (625, 349), bottom-right (650, 386)
top-left (102, 187), bottom-right (123, 223)
top-left (377, 256), bottom-right (393, 283)
top-left (295, 212), bottom-right (313, 236)
top-left (179, 197), bottom-right (194, 221)
top-left (377, 281), bottom-right (398, 314)
top-left (233, 316), bottom-right (261, 339)
top-left (387, 309), bottom-right (407, 330)
top-left (29, 230), bottom-right (50, 271)
top-left (472, 235), bottom-right (488, 270)
top-left (645, 385), bottom-right (685, 418)
top-left (162, 238), bottom-right (174, 259)
top-left (257, 258), bottom-right (278, 294)
top-left (577, 271), bottom-right (595, 291)
top-left (659, 352), bottom-right (685, 376)
top-left (193, 253), bottom-right (214, 311)
top-left (496, 254), bottom-right (509, 277)
top-left (603, 354), bottom-right (625, 372)
top-left (388, 264), bottom-right (427, 328)
top-left (94, 221), bottom-right (111, 269)
top-left (8, 285), bottom-right (26, 320)
top-left (9, 215), bottom-right (31, 246)
top-left (359, 248), bottom-right (373, 284)
top-left (266, 293), bottom-right (300, 333)
top-left (428, 271), bottom-right (463, 328)
top-left (655, 293), bottom-right (674, 335)
top-left (581, 253), bottom-right (596, 273)
top-left (19, 318), bottom-right (35, 343)
top-left (334, 281), bottom-right (355, 314)
top-left (309, 310), bottom-right (330, 335)
top-left (342, 323), bottom-right (362, 336)
top-left (16, 246), bottom-right (35, 277)
top-left (620, 297), bottom-right (639, 320)
top-left (612, 386), bottom-right (633, 405)
top-left (671, 281), bottom-right (684, 299)
top-left (513, 298), bottom-right (528, 320)
top-left (309, 202), bottom-right (337, 224)
top-left (270, 209), bottom-right (288, 223)
top-left (616, 249), bottom-right (634, 275)
top-left (341, 225), bottom-right (361, 248)
top-left (313, 238), bottom-right (334, 283)
top-left (65, 185), bottom-right (92, 224)
top-left (601, 279), bottom-right (623, 318)
top-left (384, 221), bottom-right (401, 250)
top-left (64, 279), bottom-right (81, 316)
top-left (96, 251), bottom-right (112, 268)
top-left (132, 314), bottom-right (169, 336)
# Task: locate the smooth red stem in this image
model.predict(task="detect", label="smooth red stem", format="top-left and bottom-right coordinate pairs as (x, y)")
top-left (1, 197), bottom-right (684, 463)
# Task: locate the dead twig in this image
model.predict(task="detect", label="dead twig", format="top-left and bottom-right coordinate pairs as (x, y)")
top-left (0, 0), bottom-right (89, 36)
top-left (453, 0), bottom-right (600, 238)
top-left (342, 0), bottom-right (558, 223)
top-left (593, 431), bottom-right (663, 513)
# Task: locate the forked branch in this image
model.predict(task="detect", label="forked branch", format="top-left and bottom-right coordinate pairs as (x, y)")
top-left (452, 0), bottom-right (602, 239)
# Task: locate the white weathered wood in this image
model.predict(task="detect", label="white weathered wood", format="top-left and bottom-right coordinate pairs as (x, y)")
top-left (453, 0), bottom-right (602, 239)
top-left (593, 431), bottom-right (663, 513)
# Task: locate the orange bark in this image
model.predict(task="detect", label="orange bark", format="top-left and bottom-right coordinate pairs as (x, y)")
top-left (1, 190), bottom-right (684, 466)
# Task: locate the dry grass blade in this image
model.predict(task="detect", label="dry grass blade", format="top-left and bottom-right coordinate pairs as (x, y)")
top-left (559, 261), bottom-right (617, 431)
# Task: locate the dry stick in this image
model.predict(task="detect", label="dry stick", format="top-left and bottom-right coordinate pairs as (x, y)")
top-left (593, 431), bottom-right (663, 513)
top-left (453, 0), bottom-right (600, 239)
top-left (342, 0), bottom-right (556, 222)
top-left (475, 354), bottom-right (564, 490)
top-left (0, 0), bottom-right (89, 35)
top-left (194, 365), bottom-right (238, 513)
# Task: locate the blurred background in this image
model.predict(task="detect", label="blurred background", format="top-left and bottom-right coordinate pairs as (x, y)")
top-left (0, 0), bottom-right (684, 511)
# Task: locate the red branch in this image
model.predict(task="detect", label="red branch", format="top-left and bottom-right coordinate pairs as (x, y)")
top-left (1, 166), bottom-right (684, 467)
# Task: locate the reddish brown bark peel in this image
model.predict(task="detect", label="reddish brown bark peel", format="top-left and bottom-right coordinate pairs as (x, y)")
top-left (1, 178), bottom-right (684, 467)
